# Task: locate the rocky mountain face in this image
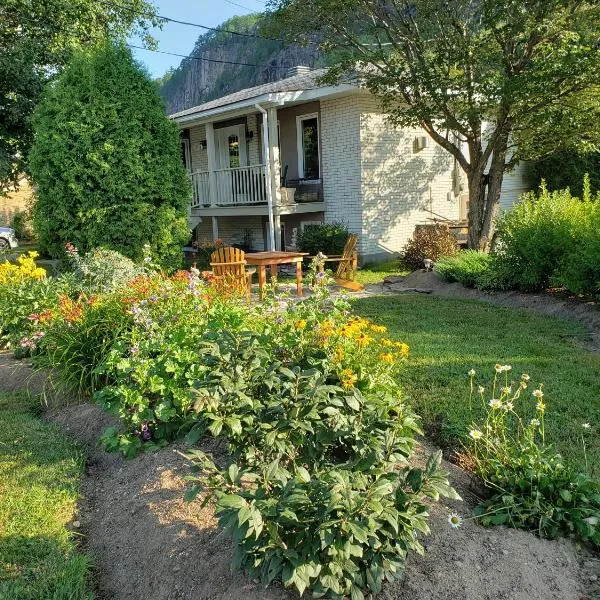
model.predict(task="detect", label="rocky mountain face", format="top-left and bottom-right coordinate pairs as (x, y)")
top-left (159, 15), bottom-right (322, 115)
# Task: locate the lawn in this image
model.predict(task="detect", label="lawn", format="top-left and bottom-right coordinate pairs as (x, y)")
top-left (355, 259), bottom-right (409, 285)
top-left (353, 294), bottom-right (600, 476)
top-left (0, 393), bottom-right (92, 600)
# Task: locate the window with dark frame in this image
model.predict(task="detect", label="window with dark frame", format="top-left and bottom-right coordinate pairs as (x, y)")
top-left (300, 117), bottom-right (319, 179)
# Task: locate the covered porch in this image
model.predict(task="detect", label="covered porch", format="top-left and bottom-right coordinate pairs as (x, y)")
top-left (180, 103), bottom-right (325, 251)
top-left (171, 69), bottom-right (356, 251)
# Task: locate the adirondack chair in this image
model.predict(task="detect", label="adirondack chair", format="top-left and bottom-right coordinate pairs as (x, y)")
top-left (318, 234), bottom-right (364, 292)
top-left (209, 246), bottom-right (256, 301)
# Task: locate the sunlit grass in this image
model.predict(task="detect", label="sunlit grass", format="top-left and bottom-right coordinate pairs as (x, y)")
top-left (353, 294), bottom-right (600, 476)
top-left (0, 393), bottom-right (93, 599)
top-left (355, 259), bottom-right (410, 285)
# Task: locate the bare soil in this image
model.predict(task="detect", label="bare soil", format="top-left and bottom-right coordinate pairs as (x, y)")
top-left (1, 345), bottom-right (598, 599)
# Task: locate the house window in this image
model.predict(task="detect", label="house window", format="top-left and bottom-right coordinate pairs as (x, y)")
top-left (228, 135), bottom-right (240, 168)
top-left (296, 113), bottom-right (320, 180)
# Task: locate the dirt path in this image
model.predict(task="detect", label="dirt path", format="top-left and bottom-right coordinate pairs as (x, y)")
top-left (1, 352), bottom-right (598, 599)
top-left (372, 271), bottom-right (600, 352)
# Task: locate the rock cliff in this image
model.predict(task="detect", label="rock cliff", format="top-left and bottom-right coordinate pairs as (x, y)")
top-left (158, 14), bottom-right (321, 115)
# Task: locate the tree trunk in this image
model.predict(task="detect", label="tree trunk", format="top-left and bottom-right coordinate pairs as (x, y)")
top-left (466, 131), bottom-right (510, 251)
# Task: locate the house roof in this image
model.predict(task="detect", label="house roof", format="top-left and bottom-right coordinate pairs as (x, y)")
top-left (169, 68), bottom-right (359, 123)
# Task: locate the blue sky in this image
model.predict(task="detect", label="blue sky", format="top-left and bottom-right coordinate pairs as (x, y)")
top-left (130, 0), bottom-right (268, 78)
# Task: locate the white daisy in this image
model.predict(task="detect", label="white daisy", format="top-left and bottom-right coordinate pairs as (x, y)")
top-left (469, 429), bottom-right (483, 441)
top-left (447, 513), bottom-right (463, 529)
top-left (489, 399), bottom-right (503, 409)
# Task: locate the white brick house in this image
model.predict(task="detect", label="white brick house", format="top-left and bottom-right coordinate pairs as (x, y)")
top-left (171, 67), bottom-right (530, 262)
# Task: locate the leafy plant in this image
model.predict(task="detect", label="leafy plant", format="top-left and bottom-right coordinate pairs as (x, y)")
top-left (465, 367), bottom-right (600, 546)
top-left (66, 244), bottom-right (142, 294)
top-left (434, 251), bottom-right (491, 287)
top-left (10, 209), bottom-right (35, 241)
top-left (297, 222), bottom-right (350, 256)
top-left (482, 181), bottom-right (594, 292)
top-left (402, 224), bottom-right (458, 271)
top-left (183, 311), bottom-right (456, 598)
top-left (29, 40), bottom-right (190, 269)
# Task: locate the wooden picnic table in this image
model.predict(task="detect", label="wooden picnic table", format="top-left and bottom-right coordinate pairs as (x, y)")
top-left (245, 251), bottom-right (309, 299)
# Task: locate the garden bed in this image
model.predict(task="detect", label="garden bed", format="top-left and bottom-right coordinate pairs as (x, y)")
top-left (42, 396), bottom-right (597, 600)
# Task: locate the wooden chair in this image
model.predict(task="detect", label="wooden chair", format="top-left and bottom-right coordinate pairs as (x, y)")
top-left (318, 234), bottom-right (364, 292)
top-left (209, 247), bottom-right (256, 301)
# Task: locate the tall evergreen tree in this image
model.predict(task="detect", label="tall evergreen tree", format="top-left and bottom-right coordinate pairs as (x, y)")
top-left (29, 42), bottom-right (191, 269)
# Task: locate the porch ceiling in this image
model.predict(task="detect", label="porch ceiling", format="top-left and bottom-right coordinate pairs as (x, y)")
top-left (190, 202), bottom-right (325, 218)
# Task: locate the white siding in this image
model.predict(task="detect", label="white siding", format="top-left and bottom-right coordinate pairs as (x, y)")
top-left (358, 96), bottom-right (459, 258)
top-left (320, 96), bottom-right (363, 240)
top-left (500, 161), bottom-right (532, 211)
top-left (189, 124), bottom-right (208, 173)
top-left (194, 216), bottom-right (266, 251)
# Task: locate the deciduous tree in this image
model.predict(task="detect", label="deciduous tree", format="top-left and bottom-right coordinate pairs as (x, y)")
top-left (268, 0), bottom-right (600, 249)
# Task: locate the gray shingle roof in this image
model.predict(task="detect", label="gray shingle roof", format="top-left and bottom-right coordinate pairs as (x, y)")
top-left (170, 68), bottom-right (331, 119)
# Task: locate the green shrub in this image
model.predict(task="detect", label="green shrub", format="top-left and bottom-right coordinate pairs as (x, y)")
top-left (67, 245), bottom-right (142, 294)
top-left (434, 251), bottom-right (491, 287)
top-left (533, 151), bottom-right (600, 193)
top-left (182, 301), bottom-right (456, 598)
top-left (402, 224), bottom-right (458, 271)
top-left (484, 181), bottom-right (594, 291)
top-left (554, 200), bottom-right (600, 298)
top-left (10, 209), bottom-right (35, 241)
top-left (29, 41), bottom-right (190, 270)
top-left (297, 222), bottom-right (349, 256)
top-left (465, 367), bottom-right (600, 546)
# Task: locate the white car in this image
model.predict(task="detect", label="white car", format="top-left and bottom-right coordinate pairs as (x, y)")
top-left (0, 227), bottom-right (19, 250)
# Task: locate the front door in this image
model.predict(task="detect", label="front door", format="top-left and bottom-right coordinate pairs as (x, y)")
top-left (215, 125), bottom-right (248, 204)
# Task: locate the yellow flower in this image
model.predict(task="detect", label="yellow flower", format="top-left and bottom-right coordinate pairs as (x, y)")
top-left (379, 352), bottom-right (395, 364)
top-left (395, 342), bottom-right (410, 358)
top-left (295, 319), bottom-right (307, 330)
top-left (356, 333), bottom-right (373, 348)
top-left (382, 338), bottom-right (394, 347)
top-left (340, 368), bottom-right (358, 390)
top-left (370, 324), bottom-right (387, 334)
top-left (338, 325), bottom-right (353, 338)
top-left (333, 347), bottom-right (345, 363)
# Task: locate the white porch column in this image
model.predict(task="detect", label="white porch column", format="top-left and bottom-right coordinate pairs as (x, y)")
top-left (211, 216), bottom-right (219, 242)
top-left (205, 122), bottom-right (217, 207)
top-left (267, 107), bottom-right (283, 250)
top-left (256, 104), bottom-right (276, 251)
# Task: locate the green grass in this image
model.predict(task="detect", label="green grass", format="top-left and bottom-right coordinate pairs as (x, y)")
top-left (353, 294), bottom-right (600, 476)
top-left (355, 259), bottom-right (410, 285)
top-left (0, 394), bottom-right (93, 600)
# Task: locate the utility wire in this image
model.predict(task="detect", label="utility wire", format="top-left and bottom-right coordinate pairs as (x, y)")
top-left (98, 0), bottom-right (317, 44)
top-left (127, 43), bottom-right (286, 69)
top-left (222, 0), bottom-right (259, 14)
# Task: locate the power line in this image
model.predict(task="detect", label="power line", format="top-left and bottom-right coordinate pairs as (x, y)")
top-left (98, 0), bottom-right (304, 44)
top-left (222, 0), bottom-right (258, 14)
top-left (127, 43), bottom-right (285, 69)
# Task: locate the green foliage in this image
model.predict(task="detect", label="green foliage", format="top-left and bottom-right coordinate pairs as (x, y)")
top-left (354, 294), bottom-right (600, 477)
top-left (0, 393), bottom-right (92, 599)
top-left (0, 275), bottom-right (73, 350)
top-left (10, 210), bottom-right (35, 241)
top-left (67, 245), bottom-right (142, 294)
top-left (180, 297), bottom-right (456, 598)
top-left (29, 41), bottom-right (191, 269)
top-left (297, 222), bottom-right (350, 256)
top-left (533, 151), bottom-right (600, 193)
top-left (270, 0), bottom-right (600, 249)
top-left (465, 369), bottom-right (600, 546)
top-left (402, 225), bottom-right (458, 271)
top-left (482, 182), bottom-right (596, 292)
top-left (555, 200), bottom-right (600, 298)
top-left (0, 0), bottom-right (155, 192)
top-left (434, 251), bottom-right (491, 288)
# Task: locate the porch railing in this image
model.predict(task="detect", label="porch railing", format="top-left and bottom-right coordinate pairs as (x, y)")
top-left (190, 171), bottom-right (209, 209)
top-left (190, 164), bottom-right (268, 208)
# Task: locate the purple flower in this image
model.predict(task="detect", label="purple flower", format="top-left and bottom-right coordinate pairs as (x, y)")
top-left (316, 271), bottom-right (326, 280)
top-left (276, 316), bottom-right (284, 325)
top-left (130, 343), bottom-right (140, 355)
top-left (140, 422), bottom-right (152, 441)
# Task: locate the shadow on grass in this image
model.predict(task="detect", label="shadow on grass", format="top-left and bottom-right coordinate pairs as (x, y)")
top-left (0, 393), bottom-right (93, 600)
top-left (353, 294), bottom-right (600, 476)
